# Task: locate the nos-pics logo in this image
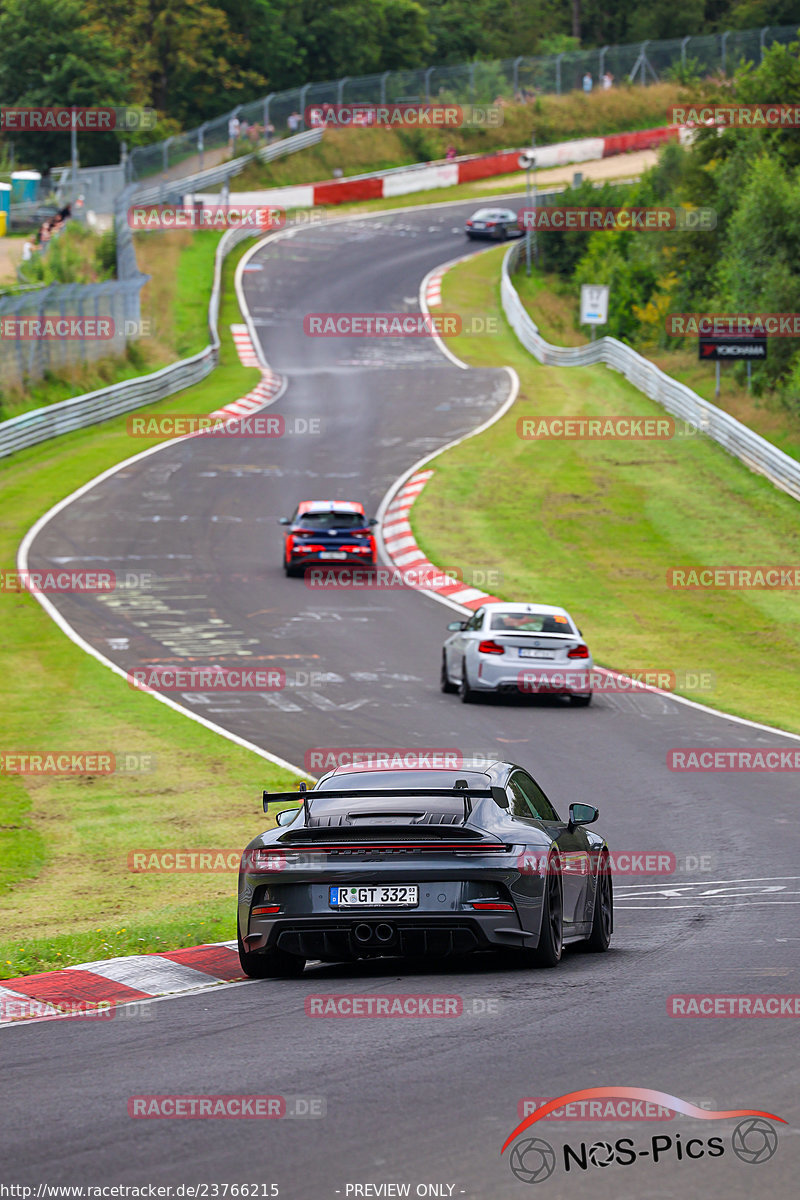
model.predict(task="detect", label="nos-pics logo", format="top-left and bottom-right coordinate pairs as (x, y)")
top-left (502, 1088), bottom-right (782, 1183)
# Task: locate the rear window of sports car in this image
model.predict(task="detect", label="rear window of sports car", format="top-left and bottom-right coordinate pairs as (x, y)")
top-left (296, 512), bottom-right (366, 529)
top-left (489, 612), bottom-right (575, 633)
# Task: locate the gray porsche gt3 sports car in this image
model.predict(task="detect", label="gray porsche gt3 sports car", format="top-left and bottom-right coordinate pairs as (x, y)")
top-left (237, 761), bottom-right (612, 977)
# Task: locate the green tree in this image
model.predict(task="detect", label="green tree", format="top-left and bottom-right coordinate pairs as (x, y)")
top-left (0, 0), bottom-right (129, 169)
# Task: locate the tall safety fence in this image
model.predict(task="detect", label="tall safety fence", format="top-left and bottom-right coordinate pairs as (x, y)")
top-left (0, 188), bottom-right (148, 392)
top-left (501, 241), bottom-right (800, 506)
top-left (0, 220), bottom-right (259, 458)
top-left (129, 24), bottom-right (799, 186)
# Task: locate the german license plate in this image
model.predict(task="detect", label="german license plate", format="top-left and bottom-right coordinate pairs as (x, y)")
top-left (320, 551), bottom-right (347, 559)
top-left (519, 648), bottom-right (556, 659)
top-left (330, 885), bottom-right (419, 907)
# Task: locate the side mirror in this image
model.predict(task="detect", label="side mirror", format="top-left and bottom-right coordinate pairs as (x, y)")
top-left (569, 803), bottom-right (598, 829)
top-left (447, 620), bottom-right (467, 631)
top-left (278, 517), bottom-right (290, 525)
top-left (368, 517), bottom-right (378, 526)
top-left (276, 808), bottom-right (299, 827)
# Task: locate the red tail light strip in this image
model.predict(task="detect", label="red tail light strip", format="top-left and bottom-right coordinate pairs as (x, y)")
top-left (280, 843), bottom-right (511, 854)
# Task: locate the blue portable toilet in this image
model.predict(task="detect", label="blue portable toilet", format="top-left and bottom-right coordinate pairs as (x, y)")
top-left (11, 170), bottom-right (41, 203)
top-left (0, 182), bottom-right (11, 236)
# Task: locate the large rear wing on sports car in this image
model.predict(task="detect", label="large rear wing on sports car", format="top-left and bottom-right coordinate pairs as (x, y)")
top-left (263, 780), bottom-right (507, 823)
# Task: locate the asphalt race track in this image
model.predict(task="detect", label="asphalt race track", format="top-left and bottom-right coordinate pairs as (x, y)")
top-left (6, 198), bottom-right (800, 1198)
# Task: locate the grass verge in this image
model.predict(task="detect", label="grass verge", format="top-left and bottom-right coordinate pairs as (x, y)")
top-left (0, 236), bottom-right (299, 979)
top-left (410, 245), bottom-right (800, 734)
top-left (514, 267), bottom-right (800, 467)
top-left (231, 84), bottom-right (686, 191)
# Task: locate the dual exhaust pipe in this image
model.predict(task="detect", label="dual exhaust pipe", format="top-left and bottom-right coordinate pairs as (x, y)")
top-left (354, 922), bottom-right (395, 944)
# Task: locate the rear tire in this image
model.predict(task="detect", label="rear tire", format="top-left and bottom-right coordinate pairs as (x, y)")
top-left (529, 859), bottom-right (563, 967)
top-left (238, 934), bottom-right (306, 978)
top-left (284, 559), bottom-right (301, 578)
top-left (441, 652), bottom-right (458, 693)
top-left (459, 658), bottom-right (478, 704)
top-left (585, 853), bottom-right (613, 952)
top-left (571, 692), bottom-right (592, 706)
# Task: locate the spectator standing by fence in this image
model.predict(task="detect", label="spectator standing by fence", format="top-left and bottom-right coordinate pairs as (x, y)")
top-left (582, 72), bottom-right (593, 93)
top-left (287, 111), bottom-right (301, 134)
top-left (228, 114), bottom-right (240, 153)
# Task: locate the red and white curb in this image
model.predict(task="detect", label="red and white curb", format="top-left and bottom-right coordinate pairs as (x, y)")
top-left (0, 942), bottom-right (245, 1026)
top-left (209, 325), bottom-right (284, 422)
top-left (230, 323), bottom-right (260, 366)
top-left (425, 270), bottom-right (445, 308)
top-left (381, 469), bottom-right (501, 611)
top-left (193, 124), bottom-right (680, 211)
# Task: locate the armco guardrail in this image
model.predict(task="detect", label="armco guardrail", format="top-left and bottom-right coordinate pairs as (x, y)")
top-left (501, 241), bottom-right (800, 504)
top-left (0, 224), bottom-right (258, 460)
top-left (130, 128), bottom-right (322, 207)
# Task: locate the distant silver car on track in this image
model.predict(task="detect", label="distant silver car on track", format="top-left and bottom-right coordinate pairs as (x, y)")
top-left (441, 601), bottom-right (594, 704)
top-left (464, 207), bottom-right (523, 241)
